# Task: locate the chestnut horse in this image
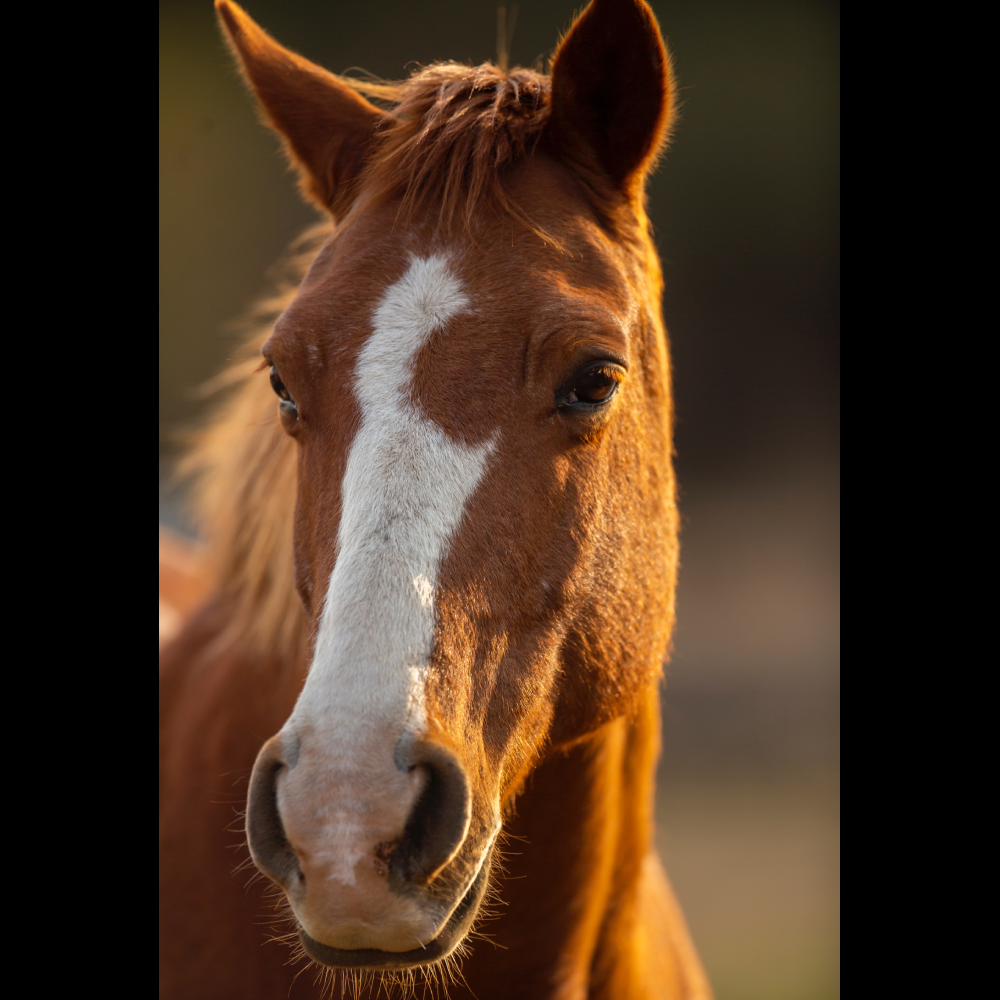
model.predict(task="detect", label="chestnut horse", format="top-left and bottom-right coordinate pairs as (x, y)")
top-left (159, 1), bottom-right (711, 996)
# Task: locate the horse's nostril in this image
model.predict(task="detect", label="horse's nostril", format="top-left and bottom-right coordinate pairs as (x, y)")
top-left (247, 735), bottom-right (469, 894)
top-left (246, 735), bottom-right (302, 887)
top-left (390, 743), bottom-right (471, 886)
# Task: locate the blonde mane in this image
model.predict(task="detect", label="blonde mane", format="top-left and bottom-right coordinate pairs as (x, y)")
top-left (181, 225), bottom-right (326, 661)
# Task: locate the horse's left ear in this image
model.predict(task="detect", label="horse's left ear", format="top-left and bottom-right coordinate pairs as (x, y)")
top-left (215, 0), bottom-right (381, 217)
top-left (547, 0), bottom-right (672, 195)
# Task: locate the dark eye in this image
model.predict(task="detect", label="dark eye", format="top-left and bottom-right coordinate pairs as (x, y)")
top-left (558, 363), bottom-right (624, 410)
top-left (270, 366), bottom-right (291, 401)
top-left (269, 366), bottom-right (299, 424)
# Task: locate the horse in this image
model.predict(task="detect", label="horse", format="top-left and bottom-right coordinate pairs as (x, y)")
top-left (159, 1), bottom-right (712, 997)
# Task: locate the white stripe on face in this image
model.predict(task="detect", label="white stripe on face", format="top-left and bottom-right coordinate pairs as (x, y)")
top-left (289, 253), bottom-right (494, 775)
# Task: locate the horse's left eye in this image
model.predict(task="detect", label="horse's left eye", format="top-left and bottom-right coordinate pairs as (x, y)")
top-left (559, 363), bottom-right (624, 409)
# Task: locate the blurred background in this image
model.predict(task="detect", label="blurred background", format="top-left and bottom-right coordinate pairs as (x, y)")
top-left (159, 2), bottom-right (840, 998)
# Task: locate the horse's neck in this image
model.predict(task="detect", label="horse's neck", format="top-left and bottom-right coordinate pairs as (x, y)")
top-left (462, 687), bottom-right (662, 999)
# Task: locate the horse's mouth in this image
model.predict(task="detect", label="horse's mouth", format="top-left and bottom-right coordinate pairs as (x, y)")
top-left (297, 846), bottom-right (493, 970)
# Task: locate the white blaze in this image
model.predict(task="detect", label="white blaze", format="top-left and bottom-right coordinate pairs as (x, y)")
top-left (289, 254), bottom-right (493, 761)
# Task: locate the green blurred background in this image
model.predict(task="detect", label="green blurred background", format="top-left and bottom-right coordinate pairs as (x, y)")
top-left (160, 2), bottom-right (840, 997)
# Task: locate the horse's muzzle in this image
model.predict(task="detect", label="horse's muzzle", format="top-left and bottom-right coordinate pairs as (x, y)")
top-left (245, 730), bottom-right (483, 963)
top-left (297, 847), bottom-right (493, 970)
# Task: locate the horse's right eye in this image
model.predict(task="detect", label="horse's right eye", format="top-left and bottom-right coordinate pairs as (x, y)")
top-left (269, 366), bottom-right (299, 425)
top-left (270, 367), bottom-right (292, 402)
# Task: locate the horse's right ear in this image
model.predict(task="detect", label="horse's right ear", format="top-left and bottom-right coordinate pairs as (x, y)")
top-left (547, 0), bottom-right (672, 198)
top-left (215, 0), bottom-right (381, 217)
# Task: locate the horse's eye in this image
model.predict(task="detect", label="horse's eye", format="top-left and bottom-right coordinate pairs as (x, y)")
top-left (559, 363), bottom-right (624, 409)
top-left (269, 366), bottom-right (299, 425)
top-left (269, 366), bottom-right (292, 402)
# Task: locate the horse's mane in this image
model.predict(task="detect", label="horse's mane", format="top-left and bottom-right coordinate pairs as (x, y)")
top-left (182, 62), bottom-right (554, 660)
top-left (180, 225), bottom-right (322, 662)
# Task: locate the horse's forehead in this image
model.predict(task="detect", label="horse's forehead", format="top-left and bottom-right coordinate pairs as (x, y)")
top-left (278, 220), bottom-right (632, 365)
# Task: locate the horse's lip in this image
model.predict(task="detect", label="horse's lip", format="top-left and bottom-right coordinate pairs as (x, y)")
top-left (297, 846), bottom-right (493, 970)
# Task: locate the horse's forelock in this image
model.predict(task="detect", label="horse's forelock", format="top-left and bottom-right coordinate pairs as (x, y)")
top-left (347, 62), bottom-right (552, 233)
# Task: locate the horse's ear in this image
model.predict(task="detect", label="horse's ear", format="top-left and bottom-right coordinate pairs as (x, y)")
top-left (215, 0), bottom-right (381, 217)
top-left (548, 0), bottom-right (672, 195)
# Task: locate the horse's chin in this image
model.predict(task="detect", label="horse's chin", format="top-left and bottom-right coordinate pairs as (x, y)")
top-left (297, 846), bottom-right (492, 971)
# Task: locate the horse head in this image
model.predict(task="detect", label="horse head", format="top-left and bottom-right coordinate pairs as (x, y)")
top-left (217, 0), bottom-right (678, 971)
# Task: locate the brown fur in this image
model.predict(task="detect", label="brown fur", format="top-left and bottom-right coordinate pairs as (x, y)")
top-left (160, 2), bottom-right (711, 996)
